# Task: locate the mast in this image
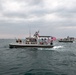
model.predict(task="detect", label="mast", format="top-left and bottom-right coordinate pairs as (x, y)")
top-left (28, 24), bottom-right (31, 37)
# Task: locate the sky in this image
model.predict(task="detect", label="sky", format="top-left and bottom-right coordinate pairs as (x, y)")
top-left (0, 0), bottom-right (76, 39)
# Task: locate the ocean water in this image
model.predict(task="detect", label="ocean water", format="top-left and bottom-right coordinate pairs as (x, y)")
top-left (0, 39), bottom-right (76, 75)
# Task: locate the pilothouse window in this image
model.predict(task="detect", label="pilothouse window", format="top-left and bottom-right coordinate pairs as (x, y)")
top-left (26, 38), bottom-right (37, 44)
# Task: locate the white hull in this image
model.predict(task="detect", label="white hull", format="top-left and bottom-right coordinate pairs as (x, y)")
top-left (9, 43), bottom-right (54, 48)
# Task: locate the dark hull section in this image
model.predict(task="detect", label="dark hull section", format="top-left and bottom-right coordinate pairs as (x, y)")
top-left (58, 40), bottom-right (73, 43)
top-left (9, 44), bottom-right (54, 48)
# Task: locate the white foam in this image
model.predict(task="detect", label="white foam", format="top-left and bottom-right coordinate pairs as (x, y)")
top-left (37, 46), bottom-right (64, 51)
top-left (53, 46), bottom-right (63, 49)
top-left (37, 48), bottom-right (52, 50)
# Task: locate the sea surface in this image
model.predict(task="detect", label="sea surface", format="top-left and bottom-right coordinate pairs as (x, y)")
top-left (0, 39), bottom-right (76, 75)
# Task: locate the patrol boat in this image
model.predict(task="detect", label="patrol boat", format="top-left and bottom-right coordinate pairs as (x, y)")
top-left (58, 36), bottom-right (74, 43)
top-left (9, 31), bottom-right (54, 48)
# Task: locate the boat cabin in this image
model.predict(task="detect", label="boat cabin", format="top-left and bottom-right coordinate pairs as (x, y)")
top-left (25, 37), bottom-right (37, 44)
top-left (39, 36), bottom-right (53, 45)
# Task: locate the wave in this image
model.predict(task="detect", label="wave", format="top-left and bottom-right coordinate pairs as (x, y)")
top-left (38, 46), bottom-right (64, 51)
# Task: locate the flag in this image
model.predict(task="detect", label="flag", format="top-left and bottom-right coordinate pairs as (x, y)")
top-left (51, 37), bottom-right (56, 41)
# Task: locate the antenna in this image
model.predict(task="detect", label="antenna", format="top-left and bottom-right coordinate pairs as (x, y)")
top-left (28, 24), bottom-right (31, 37)
top-left (29, 28), bottom-right (31, 37)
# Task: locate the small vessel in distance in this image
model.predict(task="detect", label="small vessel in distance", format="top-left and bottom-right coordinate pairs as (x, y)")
top-left (9, 31), bottom-right (54, 48)
top-left (58, 36), bottom-right (74, 43)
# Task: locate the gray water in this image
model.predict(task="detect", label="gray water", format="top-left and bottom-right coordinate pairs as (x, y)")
top-left (0, 39), bottom-right (76, 75)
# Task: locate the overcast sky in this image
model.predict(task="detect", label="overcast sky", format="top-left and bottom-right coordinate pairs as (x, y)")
top-left (0, 0), bottom-right (76, 38)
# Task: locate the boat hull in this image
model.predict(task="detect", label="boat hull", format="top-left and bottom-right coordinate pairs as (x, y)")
top-left (9, 43), bottom-right (54, 48)
top-left (58, 40), bottom-right (73, 43)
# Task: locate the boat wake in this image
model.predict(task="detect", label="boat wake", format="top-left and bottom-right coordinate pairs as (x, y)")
top-left (38, 46), bottom-right (64, 51)
top-left (37, 48), bottom-right (52, 50)
top-left (53, 46), bottom-right (63, 49)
